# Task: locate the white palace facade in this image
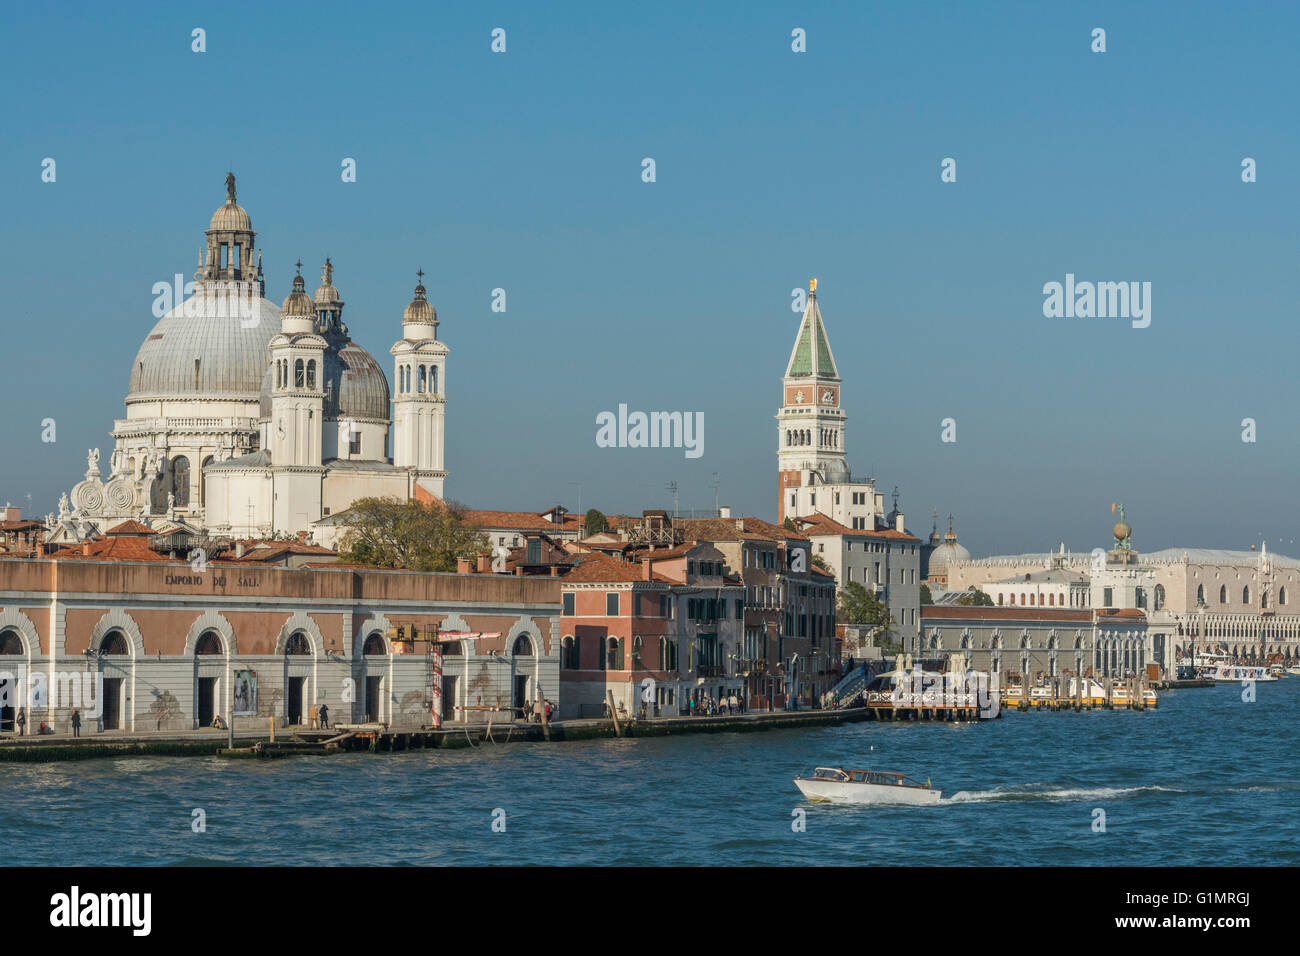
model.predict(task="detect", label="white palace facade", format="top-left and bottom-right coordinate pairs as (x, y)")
top-left (52, 174), bottom-right (448, 543)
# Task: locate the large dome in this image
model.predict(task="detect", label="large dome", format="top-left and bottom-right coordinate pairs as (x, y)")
top-left (259, 335), bottom-right (391, 422)
top-left (128, 289), bottom-right (281, 399)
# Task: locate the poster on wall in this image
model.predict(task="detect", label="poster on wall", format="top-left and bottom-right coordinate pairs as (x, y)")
top-left (233, 669), bottom-right (258, 716)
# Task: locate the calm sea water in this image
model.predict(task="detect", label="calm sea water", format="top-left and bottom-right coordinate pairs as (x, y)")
top-left (4, 679), bottom-right (1298, 866)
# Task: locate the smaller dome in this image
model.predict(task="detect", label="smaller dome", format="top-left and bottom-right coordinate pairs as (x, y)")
top-left (210, 201), bottom-right (252, 233)
top-left (403, 273), bottom-right (436, 325)
top-left (281, 270), bottom-right (315, 318)
top-left (314, 258), bottom-right (341, 305)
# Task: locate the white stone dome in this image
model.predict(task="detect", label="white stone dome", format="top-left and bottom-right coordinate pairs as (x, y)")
top-left (209, 200), bottom-right (252, 232)
top-left (128, 288), bottom-right (281, 399)
top-left (929, 540), bottom-right (972, 572)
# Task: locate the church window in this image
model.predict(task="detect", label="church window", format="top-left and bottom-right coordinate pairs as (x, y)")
top-left (172, 456), bottom-right (191, 507)
top-left (1243, 586), bottom-right (1250, 605)
top-left (220, 243), bottom-right (228, 269)
top-left (418, 366), bottom-right (426, 393)
top-left (350, 431), bottom-right (361, 455)
top-left (193, 358), bottom-right (200, 389)
top-left (1219, 585), bottom-right (1227, 604)
top-left (295, 360), bottom-right (304, 388)
top-left (1281, 587), bottom-right (1288, 606)
top-left (431, 366), bottom-right (438, 395)
top-left (307, 360), bottom-right (316, 390)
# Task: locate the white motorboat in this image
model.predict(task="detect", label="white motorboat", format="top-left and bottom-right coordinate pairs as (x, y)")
top-left (794, 766), bottom-right (942, 805)
top-left (1286, 666), bottom-right (1300, 677)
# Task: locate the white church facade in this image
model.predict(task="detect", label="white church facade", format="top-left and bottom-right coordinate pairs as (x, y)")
top-left (56, 174), bottom-right (448, 541)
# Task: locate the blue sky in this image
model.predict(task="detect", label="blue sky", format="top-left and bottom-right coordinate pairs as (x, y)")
top-left (2, 1), bottom-right (1297, 557)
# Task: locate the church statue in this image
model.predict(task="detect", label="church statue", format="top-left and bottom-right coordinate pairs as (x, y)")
top-left (225, 172), bottom-right (236, 203)
top-left (167, 492), bottom-right (175, 515)
top-left (87, 448), bottom-right (100, 470)
top-left (58, 492), bottom-right (70, 515)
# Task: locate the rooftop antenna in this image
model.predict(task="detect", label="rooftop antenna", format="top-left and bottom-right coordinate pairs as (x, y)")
top-left (711, 472), bottom-right (720, 516)
top-left (666, 480), bottom-right (679, 518)
top-left (569, 481), bottom-right (582, 526)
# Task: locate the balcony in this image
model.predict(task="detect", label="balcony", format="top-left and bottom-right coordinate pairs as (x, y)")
top-left (696, 665), bottom-right (726, 678)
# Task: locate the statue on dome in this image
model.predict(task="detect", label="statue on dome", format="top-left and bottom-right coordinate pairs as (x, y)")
top-left (58, 492), bottom-right (70, 516)
top-left (225, 171), bottom-right (236, 203)
top-left (87, 448), bottom-right (99, 471)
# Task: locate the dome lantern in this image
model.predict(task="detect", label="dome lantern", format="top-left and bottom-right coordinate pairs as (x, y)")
top-left (203, 172), bottom-right (258, 286)
top-left (280, 261), bottom-right (317, 333)
top-left (402, 269), bottom-right (438, 339)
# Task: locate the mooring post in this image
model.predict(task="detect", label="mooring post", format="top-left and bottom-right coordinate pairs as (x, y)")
top-left (606, 690), bottom-right (622, 737)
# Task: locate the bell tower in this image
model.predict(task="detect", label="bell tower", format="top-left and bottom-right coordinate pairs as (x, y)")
top-left (269, 263), bottom-right (327, 532)
top-left (777, 279), bottom-right (849, 521)
top-left (391, 271), bottom-right (449, 499)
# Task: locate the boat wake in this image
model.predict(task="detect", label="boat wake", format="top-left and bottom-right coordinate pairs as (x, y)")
top-left (943, 784), bottom-right (1185, 804)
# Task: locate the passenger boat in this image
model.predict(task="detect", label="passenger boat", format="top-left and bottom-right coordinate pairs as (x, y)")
top-left (1286, 666), bottom-right (1300, 677)
top-left (793, 767), bottom-right (942, 805)
top-left (1194, 653), bottom-right (1277, 682)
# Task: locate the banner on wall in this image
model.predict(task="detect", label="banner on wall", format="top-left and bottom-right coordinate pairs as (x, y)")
top-left (232, 669), bottom-right (258, 716)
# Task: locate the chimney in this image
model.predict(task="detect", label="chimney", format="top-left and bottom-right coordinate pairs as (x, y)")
top-left (895, 512), bottom-right (905, 532)
top-left (477, 553), bottom-right (492, 573)
top-left (81, 541), bottom-right (92, 555)
top-left (457, 557), bottom-right (471, 574)
top-left (235, 541), bottom-right (246, 559)
top-left (642, 558), bottom-right (653, 581)
top-left (719, 505), bottom-right (731, 519)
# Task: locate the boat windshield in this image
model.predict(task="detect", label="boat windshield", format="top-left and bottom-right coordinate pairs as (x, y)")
top-left (812, 767), bottom-right (849, 780)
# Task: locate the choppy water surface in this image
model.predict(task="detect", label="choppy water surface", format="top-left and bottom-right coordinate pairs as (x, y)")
top-left (4, 680), bottom-right (1298, 865)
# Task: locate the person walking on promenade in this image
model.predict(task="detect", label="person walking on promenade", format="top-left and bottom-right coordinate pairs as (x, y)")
top-left (16, 706), bottom-right (25, 736)
top-left (319, 703), bottom-right (329, 729)
top-left (71, 708), bottom-right (82, 737)
top-left (729, 692), bottom-right (738, 715)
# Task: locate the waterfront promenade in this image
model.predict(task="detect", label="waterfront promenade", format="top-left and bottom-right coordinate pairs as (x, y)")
top-left (0, 706), bottom-right (873, 760)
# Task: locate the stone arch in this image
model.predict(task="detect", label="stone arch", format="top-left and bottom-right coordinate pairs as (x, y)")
top-left (507, 616), bottom-right (542, 657)
top-left (0, 608), bottom-right (40, 657)
top-left (274, 611), bottom-right (324, 656)
top-left (353, 613), bottom-right (391, 660)
top-left (183, 610), bottom-right (238, 657)
top-left (89, 609), bottom-right (145, 658)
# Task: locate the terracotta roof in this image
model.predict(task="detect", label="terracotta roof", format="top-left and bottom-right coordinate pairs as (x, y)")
top-left (794, 513), bottom-right (919, 541)
top-left (1097, 608), bottom-right (1146, 620)
top-left (0, 520), bottom-right (44, 531)
top-left (921, 606), bottom-right (1091, 622)
top-left (464, 508), bottom-right (582, 532)
top-left (562, 553), bottom-right (673, 585)
top-left (220, 541), bottom-right (338, 562)
top-left (670, 516), bottom-right (807, 542)
top-left (51, 538), bottom-right (176, 562)
top-left (105, 519), bottom-right (156, 536)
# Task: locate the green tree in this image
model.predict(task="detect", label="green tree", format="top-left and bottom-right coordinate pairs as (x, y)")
top-left (782, 517), bottom-right (797, 531)
top-left (338, 497), bottom-right (488, 572)
top-left (810, 553), bottom-right (830, 571)
top-left (920, 583), bottom-right (933, 605)
top-left (584, 508), bottom-right (609, 535)
top-left (836, 581), bottom-right (898, 652)
top-left (955, 587), bottom-right (994, 606)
